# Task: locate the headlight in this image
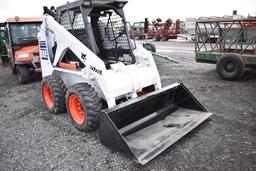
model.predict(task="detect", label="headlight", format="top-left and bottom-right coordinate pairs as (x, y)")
top-left (17, 53), bottom-right (30, 58)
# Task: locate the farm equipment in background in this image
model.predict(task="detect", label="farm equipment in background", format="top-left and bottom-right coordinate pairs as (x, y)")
top-left (195, 18), bottom-right (256, 80)
top-left (39, 0), bottom-right (212, 165)
top-left (5, 17), bottom-right (42, 84)
top-left (129, 21), bottom-right (146, 40)
top-left (143, 43), bottom-right (179, 63)
top-left (146, 18), bottom-right (180, 41)
top-left (0, 23), bottom-right (8, 66)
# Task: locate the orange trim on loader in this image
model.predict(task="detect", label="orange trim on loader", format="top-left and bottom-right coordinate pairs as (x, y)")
top-left (137, 91), bottom-right (146, 97)
top-left (58, 63), bottom-right (77, 70)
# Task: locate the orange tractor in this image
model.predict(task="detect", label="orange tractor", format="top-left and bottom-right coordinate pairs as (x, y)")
top-left (4, 17), bottom-right (42, 83)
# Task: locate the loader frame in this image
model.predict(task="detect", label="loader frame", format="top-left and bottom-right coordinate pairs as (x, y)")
top-left (39, 0), bottom-right (162, 107)
top-left (39, 0), bottom-right (212, 165)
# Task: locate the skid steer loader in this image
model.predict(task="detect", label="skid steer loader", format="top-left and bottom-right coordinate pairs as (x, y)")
top-left (38, 0), bottom-right (212, 165)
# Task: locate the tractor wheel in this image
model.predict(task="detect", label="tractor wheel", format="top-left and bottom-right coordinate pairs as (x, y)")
top-left (16, 65), bottom-right (30, 84)
top-left (161, 37), bottom-right (169, 41)
top-left (143, 43), bottom-right (156, 53)
top-left (66, 83), bottom-right (101, 132)
top-left (153, 36), bottom-right (161, 41)
top-left (42, 75), bottom-right (67, 114)
top-left (216, 54), bottom-right (244, 81)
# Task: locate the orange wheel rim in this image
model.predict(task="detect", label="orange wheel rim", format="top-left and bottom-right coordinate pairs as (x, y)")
top-left (68, 94), bottom-right (86, 125)
top-left (43, 83), bottom-right (54, 108)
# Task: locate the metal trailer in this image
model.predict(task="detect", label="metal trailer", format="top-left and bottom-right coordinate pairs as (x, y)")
top-left (195, 18), bottom-right (256, 80)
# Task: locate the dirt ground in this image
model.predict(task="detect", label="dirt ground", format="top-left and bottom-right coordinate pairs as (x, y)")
top-left (0, 40), bottom-right (255, 171)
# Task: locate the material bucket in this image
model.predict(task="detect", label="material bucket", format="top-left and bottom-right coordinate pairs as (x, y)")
top-left (99, 83), bottom-right (212, 165)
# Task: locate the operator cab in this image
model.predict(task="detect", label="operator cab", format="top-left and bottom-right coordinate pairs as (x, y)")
top-left (55, 0), bottom-right (135, 69)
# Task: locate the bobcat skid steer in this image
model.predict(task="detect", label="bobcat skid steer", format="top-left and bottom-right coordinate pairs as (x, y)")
top-left (38, 0), bottom-right (212, 165)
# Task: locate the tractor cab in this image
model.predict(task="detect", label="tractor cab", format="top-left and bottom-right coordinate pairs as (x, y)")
top-left (5, 17), bottom-right (42, 83)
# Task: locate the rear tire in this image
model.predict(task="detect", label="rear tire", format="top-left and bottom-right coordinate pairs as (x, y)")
top-left (16, 66), bottom-right (30, 84)
top-left (216, 54), bottom-right (244, 81)
top-left (66, 83), bottom-right (101, 132)
top-left (42, 75), bottom-right (67, 114)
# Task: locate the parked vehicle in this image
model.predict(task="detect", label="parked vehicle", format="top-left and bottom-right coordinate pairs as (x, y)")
top-left (5, 17), bottom-right (42, 83)
top-left (129, 21), bottom-right (146, 40)
top-left (39, 0), bottom-right (212, 165)
top-left (195, 18), bottom-right (256, 80)
top-left (0, 23), bottom-right (7, 66)
top-left (147, 18), bottom-right (180, 41)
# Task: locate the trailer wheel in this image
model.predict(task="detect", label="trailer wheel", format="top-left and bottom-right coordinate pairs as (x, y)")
top-left (66, 83), bottom-right (101, 132)
top-left (143, 43), bottom-right (156, 53)
top-left (16, 65), bottom-right (30, 84)
top-left (42, 75), bottom-right (67, 114)
top-left (216, 54), bottom-right (244, 81)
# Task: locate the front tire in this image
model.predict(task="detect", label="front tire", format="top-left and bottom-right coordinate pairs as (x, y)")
top-left (216, 54), bottom-right (244, 81)
top-left (16, 65), bottom-right (30, 84)
top-left (42, 75), bottom-right (67, 114)
top-left (66, 83), bottom-right (101, 132)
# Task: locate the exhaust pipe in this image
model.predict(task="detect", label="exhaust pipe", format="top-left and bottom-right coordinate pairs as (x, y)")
top-left (99, 83), bottom-right (212, 165)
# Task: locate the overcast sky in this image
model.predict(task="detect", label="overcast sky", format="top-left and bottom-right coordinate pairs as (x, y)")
top-left (0, 0), bottom-right (255, 22)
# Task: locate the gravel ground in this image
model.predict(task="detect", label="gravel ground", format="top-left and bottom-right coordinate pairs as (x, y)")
top-left (0, 40), bottom-right (255, 171)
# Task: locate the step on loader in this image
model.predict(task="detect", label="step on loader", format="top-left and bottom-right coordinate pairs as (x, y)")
top-left (38, 0), bottom-right (212, 165)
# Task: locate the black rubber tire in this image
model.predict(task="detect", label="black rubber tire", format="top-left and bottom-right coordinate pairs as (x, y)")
top-left (11, 66), bottom-right (17, 75)
top-left (9, 58), bottom-right (17, 74)
top-left (143, 43), bottom-right (156, 53)
top-left (153, 36), bottom-right (161, 41)
top-left (216, 54), bottom-right (244, 81)
top-left (161, 37), bottom-right (169, 41)
top-left (66, 83), bottom-right (102, 132)
top-left (16, 65), bottom-right (30, 84)
top-left (42, 75), bottom-right (67, 114)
